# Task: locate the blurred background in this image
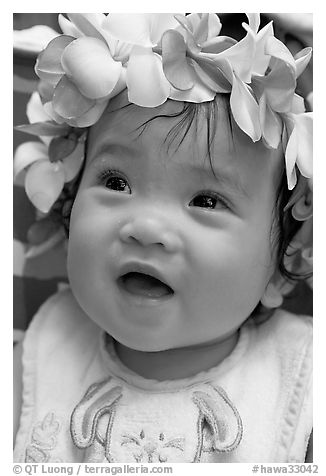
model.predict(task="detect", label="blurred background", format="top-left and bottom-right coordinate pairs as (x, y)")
top-left (13, 13), bottom-right (313, 334)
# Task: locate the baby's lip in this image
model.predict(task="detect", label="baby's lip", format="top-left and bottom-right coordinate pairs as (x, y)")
top-left (116, 262), bottom-right (174, 299)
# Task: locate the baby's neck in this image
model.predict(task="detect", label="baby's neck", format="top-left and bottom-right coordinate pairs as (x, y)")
top-left (114, 331), bottom-right (240, 381)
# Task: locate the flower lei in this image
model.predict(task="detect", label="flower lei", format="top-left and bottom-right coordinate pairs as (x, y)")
top-left (14, 13), bottom-right (312, 300)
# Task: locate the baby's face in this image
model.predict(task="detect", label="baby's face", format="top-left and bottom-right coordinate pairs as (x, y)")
top-left (67, 93), bottom-right (283, 351)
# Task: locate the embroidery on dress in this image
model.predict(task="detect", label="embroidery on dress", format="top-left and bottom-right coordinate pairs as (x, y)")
top-left (120, 429), bottom-right (185, 463)
top-left (25, 412), bottom-right (62, 463)
top-left (192, 385), bottom-right (243, 459)
top-left (70, 377), bottom-right (243, 463)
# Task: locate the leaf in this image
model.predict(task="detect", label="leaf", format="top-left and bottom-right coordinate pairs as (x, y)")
top-left (62, 142), bottom-right (85, 182)
top-left (25, 228), bottom-right (66, 259)
top-left (15, 121), bottom-right (71, 137)
top-left (27, 218), bottom-right (61, 245)
top-left (48, 136), bottom-right (78, 162)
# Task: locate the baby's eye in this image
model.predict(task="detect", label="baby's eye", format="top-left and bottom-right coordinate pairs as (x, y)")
top-left (103, 171), bottom-right (131, 194)
top-left (189, 192), bottom-right (228, 210)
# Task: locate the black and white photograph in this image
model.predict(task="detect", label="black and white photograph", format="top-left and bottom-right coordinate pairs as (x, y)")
top-left (13, 12), bottom-right (313, 468)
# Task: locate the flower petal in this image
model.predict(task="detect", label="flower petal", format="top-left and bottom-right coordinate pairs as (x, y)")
top-left (64, 99), bottom-right (109, 128)
top-left (161, 30), bottom-right (194, 90)
top-left (169, 80), bottom-right (215, 103)
top-left (127, 46), bottom-right (170, 107)
top-left (207, 13), bottom-right (222, 38)
top-left (251, 21), bottom-right (274, 75)
top-left (294, 47), bottom-right (312, 78)
top-left (65, 69), bottom-right (126, 127)
top-left (246, 13), bottom-right (260, 33)
top-left (284, 116), bottom-right (298, 190)
top-left (27, 91), bottom-right (52, 124)
top-left (230, 73), bottom-right (261, 142)
top-left (258, 60), bottom-right (296, 113)
top-left (43, 102), bottom-right (67, 124)
top-left (52, 76), bottom-right (96, 120)
top-left (38, 80), bottom-right (56, 103)
top-left (67, 13), bottom-right (107, 42)
top-left (62, 142), bottom-right (85, 182)
top-left (259, 93), bottom-right (282, 149)
top-left (58, 14), bottom-right (82, 37)
top-left (193, 13), bottom-right (222, 44)
top-left (216, 27), bottom-right (256, 82)
top-left (106, 13), bottom-right (178, 47)
top-left (174, 13), bottom-right (196, 39)
top-left (61, 36), bottom-right (122, 99)
top-left (14, 141), bottom-right (48, 180)
top-left (295, 113), bottom-right (313, 178)
top-left (201, 36), bottom-right (236, 54)
top-left (35, 34), bottom-right (74, 84)
top-left (265, 35), bottom-right (296, 70)
top-left (150, 14), bottom-right (180, 44)
top-left (25, 160), bottom-right (65, 213)
top-left (291, 93), bottom-right (306, 114)
top-left (191, 57), bottom-right (231, 93)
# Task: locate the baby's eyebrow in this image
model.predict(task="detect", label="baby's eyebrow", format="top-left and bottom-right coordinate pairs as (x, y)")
top-left (89, 141), bottom-right (141, 162)
top-left (189, 163), bottom-right (249, 199)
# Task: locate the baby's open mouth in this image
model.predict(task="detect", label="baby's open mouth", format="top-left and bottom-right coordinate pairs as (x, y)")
top-left (118, 272), bottom-right (174, 299)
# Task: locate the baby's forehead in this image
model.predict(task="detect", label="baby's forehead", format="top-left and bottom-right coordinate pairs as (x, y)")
top-left (88, 96), bottom-right (277, 173)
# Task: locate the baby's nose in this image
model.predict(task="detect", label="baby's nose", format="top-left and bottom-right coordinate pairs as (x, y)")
top-left (119, 216), bottom-right (182, 253)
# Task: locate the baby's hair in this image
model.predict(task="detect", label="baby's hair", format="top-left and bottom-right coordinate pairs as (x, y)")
top-left (51, 93), bottom-right (308, 284)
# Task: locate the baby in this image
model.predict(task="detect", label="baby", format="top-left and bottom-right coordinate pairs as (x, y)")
top-left (14, 13), bottom-right (313, 464)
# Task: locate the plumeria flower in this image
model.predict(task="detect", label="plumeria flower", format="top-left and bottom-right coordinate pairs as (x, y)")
top-left (161, 13), bottom-right (229, 103)
top-left (14, 91), bottom-right (85, 213)
top-left (251, 35), bottom-right (312, 150)
top-left (35, 13), bottom-right (131, 127)
top-left (160, 14), bottom-right (273, 141)
top-left (104, 13), bottom-right (180, 107)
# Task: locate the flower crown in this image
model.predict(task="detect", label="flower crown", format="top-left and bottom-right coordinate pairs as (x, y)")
top-left (14, 13), bottom-right (313, 287)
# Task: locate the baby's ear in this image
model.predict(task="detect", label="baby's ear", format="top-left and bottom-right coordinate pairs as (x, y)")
top-left (260, 273), bottom-right (287, 309)
top-left (261, 213), bottom-right (313, 310)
